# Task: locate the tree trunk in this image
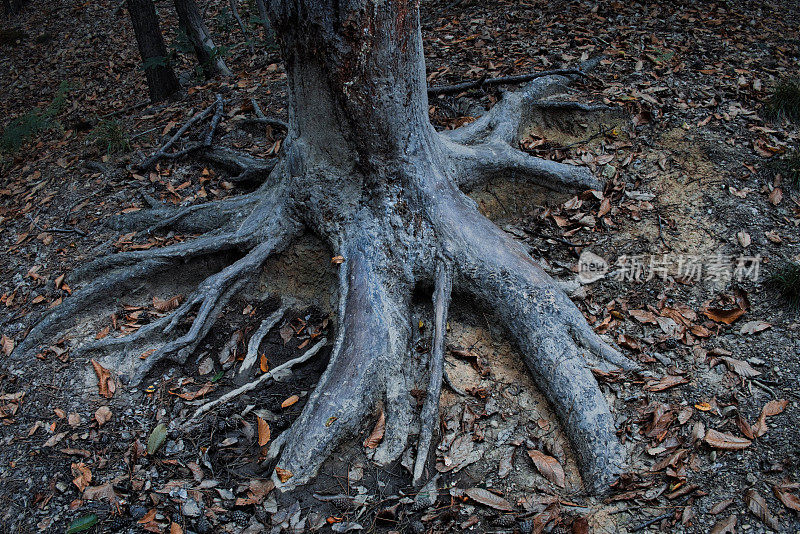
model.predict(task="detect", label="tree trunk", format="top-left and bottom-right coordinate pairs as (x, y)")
top-left (126, 0), bottom-right (180, 102)
top-left (16, 0), bottom-right (636, 496)
top-left (173, 0), bottom-right (232, 77)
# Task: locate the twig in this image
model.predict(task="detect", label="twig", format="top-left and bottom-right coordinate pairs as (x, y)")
top-left (631, 495), bottom-right (693, 532)
top-left (428, 68), bottom-right (588, 96)
top-left (138, 103), bottom-right (215, 170)
top-left (189, 338), bottom-right (327, 421)
top-left (239, 305), bottom-right (287, 374)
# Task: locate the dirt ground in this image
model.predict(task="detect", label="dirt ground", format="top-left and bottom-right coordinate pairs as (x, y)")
top-left (1, 0), bottom-right (799, 532)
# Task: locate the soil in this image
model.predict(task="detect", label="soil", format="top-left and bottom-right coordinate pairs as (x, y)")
top-left (1, 0), bottom-right (799, 533)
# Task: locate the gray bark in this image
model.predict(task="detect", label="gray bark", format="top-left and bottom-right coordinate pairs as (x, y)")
top-left (15, 0), bottom-right (636, 495)
top-left (173, 0), bottom-right (232, 77)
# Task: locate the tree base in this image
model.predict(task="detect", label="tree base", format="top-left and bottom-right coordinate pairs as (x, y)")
top-left (13, 72), bottom-right (636, 494)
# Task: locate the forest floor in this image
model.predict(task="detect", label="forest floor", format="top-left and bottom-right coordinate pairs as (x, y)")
top-left (1, 0), bottom-right (800, 533)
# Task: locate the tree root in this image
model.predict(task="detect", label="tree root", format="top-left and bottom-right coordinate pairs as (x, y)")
top-left (413, 262), bottom-right (452, 486)
top-left (239, 305), bottom-right (288, 375)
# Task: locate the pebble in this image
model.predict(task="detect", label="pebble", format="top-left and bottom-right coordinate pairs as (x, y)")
top-left (182, 499), bottom-right (202, 517)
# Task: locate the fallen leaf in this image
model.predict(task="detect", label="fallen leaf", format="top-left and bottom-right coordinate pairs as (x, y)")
top-left (465, 487), bottom-right (514, 511)
top-left (71, 462), bottom-right (92, 492)
top-left (746, 489), bottom-right (779, 529)
top-left (170, 522), bottom-right (183, 534)
top-left (94, 406), bottom-right (112, 426)
top-left (146, 423), bottom-right (167, 455)
top-left (90, 359), bottom-right (115, 398)
top-left (68, 413), bottom-right (81, 428)
top-left (1, 334), bottom-right (14, 356)
top-left (773, 484), bottom-right (800, 513)
top-left (527, 449), bottom-right (565, 488)
top-left (153, 295), bottom-right (182, 313)
top-left (738, 321), bottom-right (771, 335)
top-left (363, 408), bottom-right (385, 449)
top-left (709, 514), bottom-right (737, 534)
top-left (281, 395), bottom-right (299, 409)
top-left (65, 514), bottom-right (98, 534)
top-left (169, 382), bottom-right (212, 400)
top-left (753, 399), bottom-right (788, 437)
top-left (768, 187), bottom-right (783, 205)
top-left (710, 499), bottom-right (735, 515)
top-left (257, 416), bottom-right (271, 446)
top-left (704, 429), bottom-right (751, 450)
top-left (704, 307), bottom-right (746, 324)
top-left (259, 353), bottom-right (269, 373)
top-left (275, 467), bottom-right (293, 483)
top-left (721, 357), bottom-right (761, 378)
top-left (645, 375), bottom-right (689, 392)
top-left (43, 432), bottom-right (67, 447)
top-left (630, 309), bottom-right (658, 324)
top-left (83, 482), bottom-right (119, 505)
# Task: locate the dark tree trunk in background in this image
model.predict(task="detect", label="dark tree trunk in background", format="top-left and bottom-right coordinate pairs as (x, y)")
top-left (173, 0), bottom-right (232, 77)
top-left (126, 0), bottom-right (180, 102)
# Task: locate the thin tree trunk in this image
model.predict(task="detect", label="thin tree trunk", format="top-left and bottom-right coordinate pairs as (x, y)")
top-left (228, 0), bottom-right (254, 54)
top-left (126, 0), bottom-right (180, 102)
top-left (253, 0), bottom-right (273, 43)
top-left (173, 0), bottom-right (232, 77)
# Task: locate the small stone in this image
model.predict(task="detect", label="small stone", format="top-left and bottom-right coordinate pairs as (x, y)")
top-left (182, 499), bottom-right (202, 518)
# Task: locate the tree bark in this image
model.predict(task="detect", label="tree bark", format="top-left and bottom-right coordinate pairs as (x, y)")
top-left (173, 0), bottom-right (232, 77)
top-left (17, 0), bottom-right (634, 496)
top-left (126, 0), bottom-right (180, 102)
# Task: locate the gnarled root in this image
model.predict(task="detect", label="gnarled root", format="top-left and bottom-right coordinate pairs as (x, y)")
top-left (267, 242), bottom-right (415, 489)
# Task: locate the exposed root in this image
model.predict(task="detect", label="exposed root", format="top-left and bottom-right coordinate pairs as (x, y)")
top-left (239, 305), bottom-right (288, 375)
top-left (268, 245), bottom-right (413, 490)
top-left (199, 147), bottom-right (278, 183)
top-left (413, 262), bottom-right (452, 486)
top-left (433, 182), bottom-right (636, 492)
top-left (445, 139), bottom-right (600, 193)
top-left (189, 337), bottom-right (327, 422)
top-left (139, 97), bottom-right (219, 170)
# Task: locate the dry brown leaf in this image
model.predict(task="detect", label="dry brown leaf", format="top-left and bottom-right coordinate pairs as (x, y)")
top-left (84, 482), bottom-right (119, 505)
top-left (736, 414), bottom-right (755, 440)
top-left (739, 321), bottom-right (771, 335)
top-left (704, 429), bottom-right (751, 450)
top-left (275, 467), bottom-right (293, 483)
top-left (259, 353), bottom-right (269, 373)
top-left (746, 489), bottom-right (779, 529)
top-left (281, 395), bottom-right (299, 409)
top-left (527, 449), bottom-right (565, 488)
top-left (68, 413), bottom-right (81, 428)
top-left (90, 359), bottom-right (115, 398)
top-left (773, 484), bottom-right (800, 513)
top-left (170, 522), bottom-right (183, 534)
top-left (704, 307), bottom-right (746, 324)
top-left (768, 187), bottom-right (783, 205)
top-left (94, 406), bottom-right (112, 426)
top-left (710, 514), bottom-right (737, 534)
top-left (71, 462), bottom-right (92, 492)
top-left (721, 357), bottom-right (761, 378)
top-left (464, 487), bottom-right (514, 511)
top-left (644, 375), bottom-right (689, 392)
top-left (257, 416), bottom-right (271, 447)
top-left (43, 431), bottom-right (67, 447)
top-left (153, 295), bottom-right (183, 313)
top-left (753, 399), bottom-right (788, 437)
top-left (710, 499), bottom-right (734, 515)
top-left (363, 408), bottom-right (385, 449)
top-left (170, 382), bottom-right (213, 401)
top-left (1, 334), bottom-right (14, 356)
top-left (629, 309), bottom-right (658, 324)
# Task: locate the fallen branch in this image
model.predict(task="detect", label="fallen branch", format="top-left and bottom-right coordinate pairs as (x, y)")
top-left (428, 68), bottom-right (589, 96)
top-left (189, 338), bottom-right (327, 421)
top-left (138, 99), bottom-right (217, 170)
top-left (204, 94), bottom-right (224, 146)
